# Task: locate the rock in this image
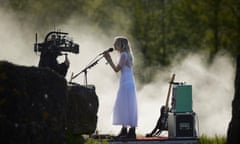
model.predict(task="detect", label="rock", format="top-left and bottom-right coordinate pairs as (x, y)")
top-left (67, 83), bottom-right (99, 135)
top-left (0, 61), bottom-right (99, 144)
top-left (0, 61), bottom-right (67, 144)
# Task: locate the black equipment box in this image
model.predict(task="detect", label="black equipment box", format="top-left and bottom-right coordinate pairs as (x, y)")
top-left (168, 112), bottom-right (196, 138)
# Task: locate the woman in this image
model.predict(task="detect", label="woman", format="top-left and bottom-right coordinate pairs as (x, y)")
top-left (104, 36), bottom-right (138, 139)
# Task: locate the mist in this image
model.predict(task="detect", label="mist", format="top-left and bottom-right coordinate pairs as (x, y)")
top-left (0, 7), bottom-right (234, 137)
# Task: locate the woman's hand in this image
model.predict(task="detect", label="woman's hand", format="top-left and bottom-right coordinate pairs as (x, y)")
top-left (104, 52), bottom-right (120, 72)
top-left (104, 52), bottom-right (112, 62)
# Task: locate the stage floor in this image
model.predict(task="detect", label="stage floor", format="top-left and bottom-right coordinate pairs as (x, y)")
top-left (92, 135), bottom-right (199, 144)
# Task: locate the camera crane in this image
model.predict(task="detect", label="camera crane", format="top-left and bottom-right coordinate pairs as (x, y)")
top-left (34, 31), bottom-right (79, 55)
top-left (34, 30), bottom-right (80, 77)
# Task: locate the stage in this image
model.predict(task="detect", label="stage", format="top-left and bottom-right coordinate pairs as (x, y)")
top-left (92, 135), bottom-right (199, 144)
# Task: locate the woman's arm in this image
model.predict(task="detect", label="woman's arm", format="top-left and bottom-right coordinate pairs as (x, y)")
top-left (104, 52), bottom-right (121, 72)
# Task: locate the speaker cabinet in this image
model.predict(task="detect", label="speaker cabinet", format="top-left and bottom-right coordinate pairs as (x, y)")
top-left (168, 112), bottom-right (196, 138)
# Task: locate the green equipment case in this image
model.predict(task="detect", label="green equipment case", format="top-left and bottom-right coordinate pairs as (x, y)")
top-left (173, 85), bottom-right (192, 113)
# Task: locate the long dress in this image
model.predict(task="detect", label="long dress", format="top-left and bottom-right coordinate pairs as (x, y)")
top-left (113, 51), bottom-right (138, 127)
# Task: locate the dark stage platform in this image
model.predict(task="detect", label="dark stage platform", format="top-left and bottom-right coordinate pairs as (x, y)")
top-left (92, 135), bottom-right (198, 144)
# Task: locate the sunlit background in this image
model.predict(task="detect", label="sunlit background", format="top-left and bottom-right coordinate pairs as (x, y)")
top-left (0, 1), bottom-right (237, 137)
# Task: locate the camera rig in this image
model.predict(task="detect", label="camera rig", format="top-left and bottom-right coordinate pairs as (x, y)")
top-left (34, 31), bottom-right (79, 55)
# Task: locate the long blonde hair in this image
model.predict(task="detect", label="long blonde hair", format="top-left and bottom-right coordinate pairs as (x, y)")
top-left (114, 36), bottom-right (134, 64)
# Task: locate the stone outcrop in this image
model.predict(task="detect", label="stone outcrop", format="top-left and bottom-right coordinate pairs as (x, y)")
top-left (67, 83), bottom-right (99, 135)
top-left (0, 61), bottom-right (99, 144)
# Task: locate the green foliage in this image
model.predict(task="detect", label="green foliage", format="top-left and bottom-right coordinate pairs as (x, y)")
top-left (1, 0), bottom-right (240, 74)
top-left (84, 138), bottom-right (108, 144)
top-left (66, 135), bottom-right (85, 144)
top-left (199, 134), bottom-right (226, 144)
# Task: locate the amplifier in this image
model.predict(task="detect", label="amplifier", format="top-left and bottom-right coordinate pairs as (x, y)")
top-left (168, 112), bottom-right (196, 138)
top-left (172, 85), bottom-right (192, 113)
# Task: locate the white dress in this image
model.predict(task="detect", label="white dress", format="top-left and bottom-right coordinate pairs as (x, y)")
top-left (113, 51), bottom-right (138, 127)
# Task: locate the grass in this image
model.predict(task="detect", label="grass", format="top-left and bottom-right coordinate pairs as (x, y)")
top-left (199, 134), bottom-right (226, 144)
top-left (84, 138), bottom-right (108, 144)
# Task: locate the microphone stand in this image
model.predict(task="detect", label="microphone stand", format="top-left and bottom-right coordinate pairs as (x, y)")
top-left (70, 55), bottom-right (105, 86)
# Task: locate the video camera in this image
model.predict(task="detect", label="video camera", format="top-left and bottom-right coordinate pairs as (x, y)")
top-left (34, 31), bottom-right (79, 55)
